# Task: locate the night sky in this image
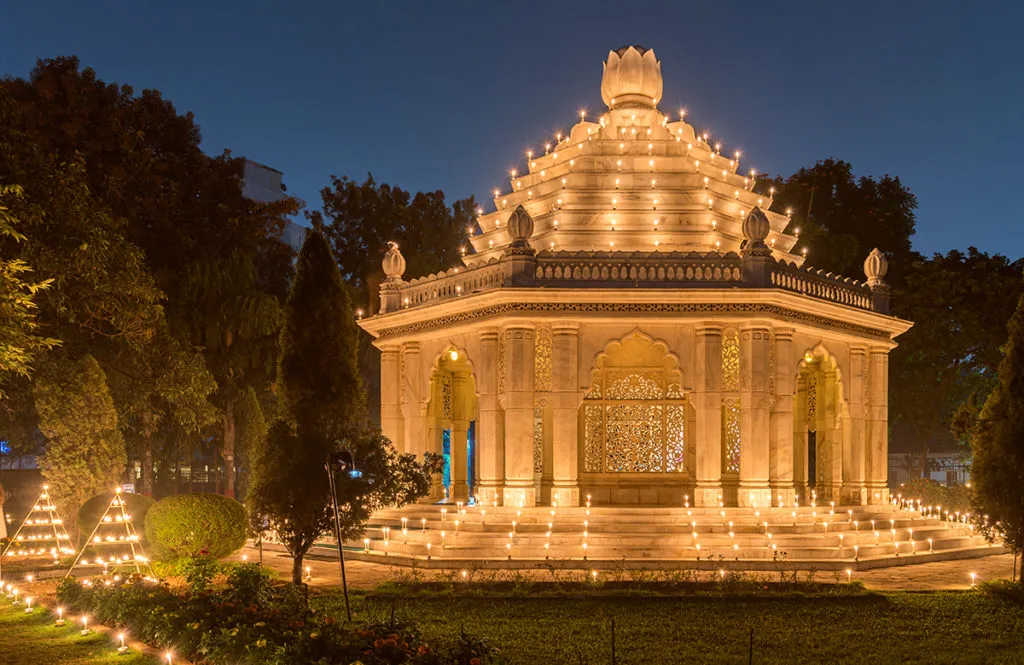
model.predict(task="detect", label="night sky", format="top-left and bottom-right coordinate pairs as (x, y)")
top-left (2, 1), bottom-right (1021, 258)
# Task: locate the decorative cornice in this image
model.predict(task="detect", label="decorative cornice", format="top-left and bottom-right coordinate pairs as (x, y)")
top-left (374, 301), bottom-right (892, 340)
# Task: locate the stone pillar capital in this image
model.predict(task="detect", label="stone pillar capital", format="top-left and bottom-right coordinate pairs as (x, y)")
top-left (552, 321), bottom-right (580, 335)
top-left (502, 325), bottom-right (536, 347)
top-left (696, 323), bottom-right (724, 337)
top-left (773, 327), bottom-right (796, 342)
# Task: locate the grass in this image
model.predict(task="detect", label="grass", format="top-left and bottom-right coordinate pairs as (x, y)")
top-left (315, 587), bottom-right (1024, 664)
top-left (0, 599), bottom-right (157, 665)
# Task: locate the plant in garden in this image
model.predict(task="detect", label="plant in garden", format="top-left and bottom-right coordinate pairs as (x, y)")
top-left (144, 493), bottom-right (248, 560)
top-left (968, 289), bottom-right (1024, 581)
top-left (248, 230), bottom-right (359, 585)
top-left (249, 230), bottom-right (439, 584)
top-left (33, 354), bottom-right (126, 536)
top-left (55, 572), bottom-right (504, 664)
top-left (895, 477), bottom-right (972, 514)
top-left (182, 552), bottom-right (220, 593)
top-left (78, 491), bottom-right (155, 546)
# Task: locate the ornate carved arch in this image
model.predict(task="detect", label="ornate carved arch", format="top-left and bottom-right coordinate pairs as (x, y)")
top-left (581, 329), bottom-right (688, 474)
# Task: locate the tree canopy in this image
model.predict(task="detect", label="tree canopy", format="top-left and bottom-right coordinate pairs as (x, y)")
top-left (969, 288), bottom-right (1024, 567)
top-left (891, 249), bottom-right (1024, 464)
top-left (34, 354), bottom-right (126, 534)
top-left (249, 229), bottom-right (365, 584)
top-left (757, 158), bottom-right (917, 281)
top-left (761, 159), bottom-right (1022, 469)
top-left (0, 185), bottom-right (58, 400)
top-left (310, 174), bottom-right (477, 310)
top-left (0, 57), bottom-right (299, 490)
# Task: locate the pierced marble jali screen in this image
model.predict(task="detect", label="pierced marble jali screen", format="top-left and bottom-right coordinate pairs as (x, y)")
top-left (583, 368), bottom-right (687, 473)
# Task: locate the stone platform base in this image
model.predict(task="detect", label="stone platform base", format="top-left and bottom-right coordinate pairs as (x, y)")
top-left (329, 503), bottom-right (999, 571)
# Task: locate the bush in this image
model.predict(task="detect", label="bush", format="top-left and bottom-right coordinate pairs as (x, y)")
top-left (183, 553), bottom-right (220, 593)
top-left (896, 477), bottom-right (973, 514)
top-left (145, 493), bottom-right (247, 560)
top-left (55, 575), bottom-right (505, 665)
top-left (78, 492), bottom-right (155, 546)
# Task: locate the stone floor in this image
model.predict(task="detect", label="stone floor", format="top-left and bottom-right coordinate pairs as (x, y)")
top-left (229, 544), bottom-right (1017, 592)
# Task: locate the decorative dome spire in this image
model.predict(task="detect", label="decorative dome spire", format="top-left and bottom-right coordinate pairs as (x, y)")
top-left (601, 45), bottom-right (662, 110)
top-left (863, 248), bottom-right (888, 286)
top-left (382, 241), bottom-right (406, 282)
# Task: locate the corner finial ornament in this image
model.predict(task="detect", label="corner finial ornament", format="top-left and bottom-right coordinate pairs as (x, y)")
top-left (863, 248), bottom-right (888, 286)
top-left (504, 205), bottom-right (536, 257)
top-left (741, 207), bottom-right (772, 257)
top-left (382, 241), bottom-right (406, 282)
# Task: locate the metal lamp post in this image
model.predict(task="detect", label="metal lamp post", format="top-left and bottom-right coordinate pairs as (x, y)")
top-left (325, 448), bottom-right (355, 623)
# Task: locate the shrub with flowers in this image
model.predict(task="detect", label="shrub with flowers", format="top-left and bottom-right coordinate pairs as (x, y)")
top-left (56, 563), bottom-right (503, 665)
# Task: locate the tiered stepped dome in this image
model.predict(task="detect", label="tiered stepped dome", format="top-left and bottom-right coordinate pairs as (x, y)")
top-left (468, 45), bottom-right (800, 266)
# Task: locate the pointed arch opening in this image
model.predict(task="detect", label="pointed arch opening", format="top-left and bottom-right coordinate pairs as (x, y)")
top-left (793, 345), bottom-right (846, 502)
top-left (427, 346), bottom-right (478, 502)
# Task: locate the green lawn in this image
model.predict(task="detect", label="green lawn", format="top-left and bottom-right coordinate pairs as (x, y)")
top-left (0, 600), bottom-right (156, 665)
top-left (316, 589), bottom-right (1024, 664)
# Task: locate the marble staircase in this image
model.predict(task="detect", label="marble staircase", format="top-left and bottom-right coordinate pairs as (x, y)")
top-left (326, 503), bottom-right (1004, 571)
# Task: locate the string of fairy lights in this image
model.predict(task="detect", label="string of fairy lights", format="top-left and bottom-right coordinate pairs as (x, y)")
top-left (0, 485), bottom-right (167, 661)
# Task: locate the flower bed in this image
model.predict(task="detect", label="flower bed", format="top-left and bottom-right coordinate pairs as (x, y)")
top-left (57, 562), bottom-right (503, 665)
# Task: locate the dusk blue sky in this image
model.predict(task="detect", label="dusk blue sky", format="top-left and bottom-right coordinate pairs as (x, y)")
top-left (2, 2), bottom-right (1021, 258)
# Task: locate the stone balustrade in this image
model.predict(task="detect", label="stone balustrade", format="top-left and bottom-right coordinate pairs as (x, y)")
top-left (398, 260), bottom-right (504, 308)
top-left (383, 251), bottom-right (880, 312)
top-left (534, 250), bottom-right (742, 284)
top-left (770, 260), bottom-right (873, 310)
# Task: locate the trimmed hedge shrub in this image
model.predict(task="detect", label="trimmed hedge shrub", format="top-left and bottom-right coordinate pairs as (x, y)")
top-left (78, 492), bottom-right (155, 546)
top-left (896, 477), bottom-right (973, 513)
top-left (145, 493), bottom-right (247, 560)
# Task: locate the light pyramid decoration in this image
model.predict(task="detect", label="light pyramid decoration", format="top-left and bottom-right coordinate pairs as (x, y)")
top-left (1, 485), bottom-right (75, 561)
top-left (67, 487), bottom-right (153, 577)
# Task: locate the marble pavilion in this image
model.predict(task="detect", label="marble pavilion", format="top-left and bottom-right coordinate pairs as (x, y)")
top-left (358, 45), bottom-right (912, 510)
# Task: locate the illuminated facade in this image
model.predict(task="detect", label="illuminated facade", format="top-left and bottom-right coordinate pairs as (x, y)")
top-left (358, 46), bottom-right (911, 508)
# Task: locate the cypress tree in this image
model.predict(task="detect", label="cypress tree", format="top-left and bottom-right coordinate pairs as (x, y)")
top-left (971, 288), bottom-right (1024, 581)
top-left (248, 229), bottom-right (366, 584)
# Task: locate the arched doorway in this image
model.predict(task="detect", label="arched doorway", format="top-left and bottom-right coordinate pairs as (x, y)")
top-left (427, 348), bottom-right (478, 502)
top-left (793, 346), bottom-right (845, 503)
top-left (580, 331), bottom-right (692, 504)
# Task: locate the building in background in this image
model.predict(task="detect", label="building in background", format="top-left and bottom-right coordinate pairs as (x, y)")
top-left (889, 451), bottom-right (970, 488)
top-left (242, 158), bottom-right (305, 251)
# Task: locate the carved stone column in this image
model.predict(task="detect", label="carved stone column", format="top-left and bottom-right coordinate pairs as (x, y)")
top-left (503, 325), bottom-right (537, 507)
top-left (551, 323), bottom-right (580, 506)
top-left (475, 329), bottom-right (504, 505)
top-left (450, 373), bottom-right (471, 501)
top-left (694, 324), bottom-right (723, 507)
top-left (769, 329), bottom-right (796, 506)
top-left (425, 399), bottom-right (444, 501)
top-left (866, 347), bottom-right (890, 504)
top-left (844, 347), bottom-right (869, 505)
top-left (739, 325), bottom-right (772, 507)
top-left (400, 343), bottom-right (425, 457)
top-left (379, 345), bottom-right (404, 453)
top-left (819, 365), bottom-right (843, 503)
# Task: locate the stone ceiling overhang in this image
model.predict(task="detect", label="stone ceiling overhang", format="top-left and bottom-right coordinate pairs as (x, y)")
top-left (359, 287), bottom-right (912, 345)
